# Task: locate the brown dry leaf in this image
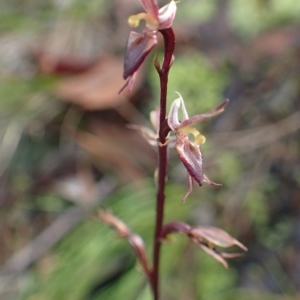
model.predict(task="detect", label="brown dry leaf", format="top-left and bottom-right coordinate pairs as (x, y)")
top-left (55, 55), bottom-right (145, 110)
top-left (37, 52), bottom-right (95, 75)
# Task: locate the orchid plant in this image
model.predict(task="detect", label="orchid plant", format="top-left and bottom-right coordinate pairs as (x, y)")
top-left (99, 0), bottom-right (247, 299)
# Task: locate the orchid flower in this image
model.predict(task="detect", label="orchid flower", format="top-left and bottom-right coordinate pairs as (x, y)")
top-left (161, 221), bottom-right (247, 269)
top-left (121, 0), bottom-right (177, 92)
top-left (167, 93), bottom-right (229, 202)
top-left (161, 221), bottom-right (248, 269)
top-left (98, 210), bottom-right (152, 279)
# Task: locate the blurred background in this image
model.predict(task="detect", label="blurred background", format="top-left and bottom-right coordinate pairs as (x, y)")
top-left (1, 0), bottom-right (300, 299)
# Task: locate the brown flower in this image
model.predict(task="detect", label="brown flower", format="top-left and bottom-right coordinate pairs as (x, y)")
top-left (167, 93), bottom-right (229, 202)
top-left (121, 0), bottom-right (177, 92)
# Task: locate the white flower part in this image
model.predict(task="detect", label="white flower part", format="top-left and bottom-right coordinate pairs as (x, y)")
top-left (167, 98), bottom-right (181, 130)
top-left (158, 0), bottom-right (177, 29)
top-left (167, 92), bottom-right (189, 131)
top-left (175, 91), bottom-right (189, 120)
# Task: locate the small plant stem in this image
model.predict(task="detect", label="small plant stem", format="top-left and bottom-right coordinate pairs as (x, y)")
top-left (152, 27), bottom-right (175, 300)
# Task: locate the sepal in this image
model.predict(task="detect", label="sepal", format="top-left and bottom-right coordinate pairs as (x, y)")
top-left (162, 221), bottom-right (247, 269)
top-left (123, 31), bottom-right (157, 80)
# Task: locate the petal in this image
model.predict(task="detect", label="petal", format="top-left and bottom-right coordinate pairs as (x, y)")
top-left (140, 0), bottom-right (159, 20)
top-left (190, 226), bottom-right (248, 251)
top-left (158, 0), bottom-right (177, 29)
top-left (203, 174), bottom-right (222, 187)
top-left (175, 92), bottom-right (189, 120)
top-left (127, 124), bottom-right (158, 146)
top-left (220, 252), bottom-right (245, 259)
top-left (182, 175), bottom-right (194, 203)
top-left (167, 93), bottom-right (189, 130)
top-left (123, 31), bottom-right (157, 79)
top-left (167, 98), bottom-right (181, 130)
top-left (119, 72), bottom-right (137, 93)
top-left (197, 243), bottom-right (229, 269)
top-left (179, 99), bottom-right (229, 129)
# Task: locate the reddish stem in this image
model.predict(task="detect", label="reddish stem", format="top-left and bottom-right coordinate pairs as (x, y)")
top-left (152, 27), bottom-right (175, 300)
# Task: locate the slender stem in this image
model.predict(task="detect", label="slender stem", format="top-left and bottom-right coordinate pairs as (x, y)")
top-left (152, 27), bottom-right (175, 300)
